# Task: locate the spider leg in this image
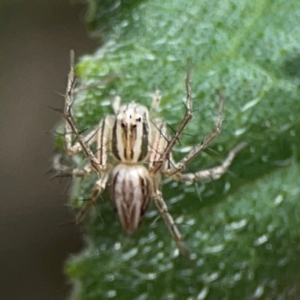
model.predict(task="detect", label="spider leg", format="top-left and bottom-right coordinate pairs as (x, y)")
top-left (166, 91), bottom-right (225, 175)
top-left (64, 125), bottom-right (98, 156)
top-left (61, 52), bottom-right (99, 156)
top-left (150, 90), bottom-right (162, 112)
top-left (149, 118), bottom-right (169, 172)
top-left (111, 95), bottom-right (121, 114)
top-left (59, 51), bottom-right (116, 224)
top-left (63, 50), bottom-right (105, 173)
top-left (150, 67), bottom-right (193, 174)
top-left (52, 154), bottom-right (93, 178)
top-left (172, 142), bottom-right (247, 183)
top-left (152, 189), bottom-right (189, 258)
top-left (75, 172), bottom-right (110, 224)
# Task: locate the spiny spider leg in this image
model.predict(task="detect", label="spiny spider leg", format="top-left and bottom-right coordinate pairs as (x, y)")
top-left (149, 119), bottom-right (189, 257)
top-left (64, 126), bottom-right (99, 156)
top-left (150, 67), bottom-right (193, 174)
top-left (152, 190), bottom-right (189, 258)
top-left (173, 142), bottom-right (247, 183)
top-left (149, 118), bottom-right (169, 170)
top-left (94, 116), bottom-right (114, 170)
top-left (180, 92), bottom-right (225, 168)
top-left (63, 50), bottom-right (102, 174)
top-left (165, 91), bottom-right (225, 175)
top-left (52, 154), bottom-right (93, 178)
top-left (75, 173), bottom-right (110, 224)
top-left (150, 90), bottom-right (162, 112)
top-left (111, 95), bottom-right (121, 114)
top-left (63, 51), bottom-right (116, 224)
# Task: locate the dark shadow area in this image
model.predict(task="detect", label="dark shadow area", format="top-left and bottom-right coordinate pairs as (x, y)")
top-left (0, 1), bottom-right (96, 299)
top-left (282, 52), bottom-right (300, 79)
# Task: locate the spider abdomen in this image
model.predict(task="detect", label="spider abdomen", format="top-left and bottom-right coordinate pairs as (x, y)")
top-left (110, 164), bottom-right (152, 234)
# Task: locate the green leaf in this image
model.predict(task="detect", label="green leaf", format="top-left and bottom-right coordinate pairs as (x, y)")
top-left (60, 0), bottom-right (300, 299)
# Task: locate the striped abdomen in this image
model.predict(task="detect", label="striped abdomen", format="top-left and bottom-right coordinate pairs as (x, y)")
top-left (110, 164), bottom-right (152, 234)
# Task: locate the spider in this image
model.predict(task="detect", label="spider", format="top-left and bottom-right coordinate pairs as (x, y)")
top-left (54, 51), bottom-right (246, 257)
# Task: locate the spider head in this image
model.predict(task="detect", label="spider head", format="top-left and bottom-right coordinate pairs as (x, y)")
top-left (112, 103), bottom-right (151, 163)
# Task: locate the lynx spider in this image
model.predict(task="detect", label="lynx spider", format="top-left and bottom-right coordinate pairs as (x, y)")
top-left (55, 51), bottom-right (246, 257)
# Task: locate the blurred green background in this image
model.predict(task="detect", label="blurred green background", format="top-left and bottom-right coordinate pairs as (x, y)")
top-left (56, 0), bottom-right (300, 299)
